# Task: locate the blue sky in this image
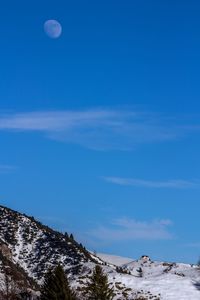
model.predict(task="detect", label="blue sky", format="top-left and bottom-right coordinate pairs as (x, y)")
top-left (1, 0), bottom-right (200, 263)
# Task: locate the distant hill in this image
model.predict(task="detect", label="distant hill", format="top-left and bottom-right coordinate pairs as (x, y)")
top-left (96, 252), bottom-right (133, 266)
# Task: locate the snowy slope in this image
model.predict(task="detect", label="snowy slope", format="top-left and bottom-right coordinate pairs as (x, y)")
top-left (96, 253), bottom-right (133, 266)
top-left (83, 256), bottom-right (200, 300)
top-left (114, 256), bottom-right (200, 299)
top-left (0, 205), bottom-right (98, 282)
top-left (105, 269), bottom-right (200, 300)
top-left (0, 205), bottom-right (200, 300)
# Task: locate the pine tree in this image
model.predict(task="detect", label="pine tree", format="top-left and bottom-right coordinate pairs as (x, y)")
top-left (40, 265), bottom-right (77, 300)
top-left (82, 265), bottom-right (114, 300)
top-left (70, 234), bottom-right (74, 240)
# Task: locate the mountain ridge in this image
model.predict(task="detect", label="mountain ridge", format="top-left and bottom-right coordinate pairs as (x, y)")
top-left (0, 205), bottom-right (99, 281)
top-left (0, 204), bottom-right (200, 300)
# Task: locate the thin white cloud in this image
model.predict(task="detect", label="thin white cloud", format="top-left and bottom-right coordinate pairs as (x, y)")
top-left (0, 109), bottom-right (188, 150)
top-left (104, 177), bottom-right (200, 189)
top-left (0, 165), bottom-right (16, 173)
top-left (88, 217), bottom-right (173, 241)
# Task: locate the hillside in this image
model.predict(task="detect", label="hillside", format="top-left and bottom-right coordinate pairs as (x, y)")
top-left (0, 205), bottom-right (98, 282)
top-left (0, 205), bottom-right (200, 299)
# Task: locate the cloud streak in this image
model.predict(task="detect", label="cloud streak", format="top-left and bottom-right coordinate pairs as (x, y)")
top-left (104, 177), bottom-right (200, 189)
top-left (0, 109), bottom-right (197, 150)
top-left (88, 217), bottom-right (173, 241)
top-left (0, 165), bottom-right (16, 173)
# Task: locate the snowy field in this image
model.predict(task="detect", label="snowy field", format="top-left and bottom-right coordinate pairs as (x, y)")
top-left (97, 253), bottom-right (133, 266)
top-left (98, 254), bottom-right (200, 300)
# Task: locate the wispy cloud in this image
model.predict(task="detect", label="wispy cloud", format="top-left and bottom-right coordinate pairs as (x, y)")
top-left (0, 165), bottom-right (16, 173)
top-left (0, 109), bottom-right (193, 150)
top-left (103, 177), bottom-right (200, 189)
top-left (87, 217), bottom-right (173, 242)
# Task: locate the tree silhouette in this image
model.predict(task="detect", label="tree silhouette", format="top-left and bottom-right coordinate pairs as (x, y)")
top-left (82, 265), bottom-right (114, 300)
top-left (40, 264), bottom-right (76, 300)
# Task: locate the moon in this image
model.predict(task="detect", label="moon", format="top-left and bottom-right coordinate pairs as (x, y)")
top-left (44, 20), bottom-right (62, 39)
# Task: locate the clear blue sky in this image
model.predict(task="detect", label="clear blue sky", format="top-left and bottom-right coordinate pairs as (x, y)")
top-left (1, 0), bottom-right (200, 263)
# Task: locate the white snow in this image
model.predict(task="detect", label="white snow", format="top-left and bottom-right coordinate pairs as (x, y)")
top-left (1, 206), bottom-right (200, 300)
top-left (101, 256), bottom-right (200, 300)
top-left (96, 253), bottom-right (134, 266)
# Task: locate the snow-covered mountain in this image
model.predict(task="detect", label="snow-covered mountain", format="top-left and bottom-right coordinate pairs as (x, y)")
top-left (0, 205), bottom-right (200, 300)
top-left (120, 256), bottom-right (200, 299)
top-left (95, 254), bottom-right (200, 300)
top-left (0, 205), bottom-right (98, 281)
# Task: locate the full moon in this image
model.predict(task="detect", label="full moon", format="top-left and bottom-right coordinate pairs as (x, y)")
top-left (44, 20), bottom-right (62, 39)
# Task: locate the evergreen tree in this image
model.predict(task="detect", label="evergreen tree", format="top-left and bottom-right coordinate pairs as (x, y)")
top-left (64, 232), bottom-right (69, 238)
top-left (40, 265), bottom-right (76, 300)
top-left (70, 234), bottom-right (74, 240)
top-left (82, 265), bottom-right (114, 300)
